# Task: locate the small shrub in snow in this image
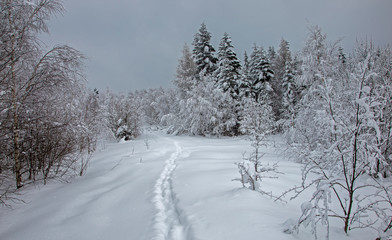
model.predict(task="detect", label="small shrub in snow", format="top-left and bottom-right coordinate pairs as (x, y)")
top-left (234, 134), bottom-right (281, 199)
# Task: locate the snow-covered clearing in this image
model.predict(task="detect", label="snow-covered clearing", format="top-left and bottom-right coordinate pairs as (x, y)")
top-left (0, 133), bottom-right (377, 240)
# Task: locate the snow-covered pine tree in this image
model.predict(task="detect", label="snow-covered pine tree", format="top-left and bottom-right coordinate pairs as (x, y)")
top-left (192, 23), bottom-right (218, 77)
top-left (267, 46), bottom-right (276, 67)
top-left (247, 45), bottom-right (274, 104)
top-left (215, 32), bottom-right (242, 135)
top-left (275, 39), bottom-right (293, 83)
top-left (281, 61), bottom-right (297, 125)
top-left (271, 39), bottom-right (294, 122)
top-left (239, 51), bottom-right (251, 99)
top-left (216, 32), bottom-right (241, 100)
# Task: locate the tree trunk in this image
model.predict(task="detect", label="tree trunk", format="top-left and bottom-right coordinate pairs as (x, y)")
top-left (13, 115), bottom-right (22, 189)
top-left (8, 3), bottom-right (23, 189)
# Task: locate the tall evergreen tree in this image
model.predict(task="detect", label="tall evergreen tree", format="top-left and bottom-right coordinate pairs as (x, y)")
top-left (216, 32), bottom-right (241, 99)
top-left (247, 45), bottom-right (274, 104)
top-left (239, 51), bottom-right (251, 99)
top-left (281, 60), bottom-right (297, 124)
top-left (272, 38), bottom-right (294, 121)
top-left (267, 46), bottom-right (276, 63)
top-left (275, 39), bottom-right (292, 80)
top-left (192, 23), bottom-right (217, 77)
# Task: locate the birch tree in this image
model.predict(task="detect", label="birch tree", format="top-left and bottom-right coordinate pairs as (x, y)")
top-left (0, 0), bottom-right (89, 197)
top-left (283, 27), bottom-right (392, 239)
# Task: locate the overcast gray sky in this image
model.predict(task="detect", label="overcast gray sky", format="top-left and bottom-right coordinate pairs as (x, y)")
top-left (42, 0), bottom-right (392, 92)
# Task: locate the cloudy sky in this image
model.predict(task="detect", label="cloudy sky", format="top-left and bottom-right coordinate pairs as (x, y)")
top-left (42, 0), bottom-right (392, 92)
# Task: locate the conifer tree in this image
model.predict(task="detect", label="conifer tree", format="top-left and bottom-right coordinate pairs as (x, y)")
top-left (267, 46), bottom-right (276, 63)
top-left (216, 32), bottom-right (241, 99)
top-left (242, 51), bottom-right (250, 77)
top-left (273, 38), bottom-right (295, 122)
top-left (192, 23), bottom-right (217, 77)
top-left (239, 51), bottom-right (251, 99)
top-left (275, 39), bottom-right (292, 81)
top-left (281, 61), bottom-right (296, 124)
top-left (247, 45), bottom-right (274, 104)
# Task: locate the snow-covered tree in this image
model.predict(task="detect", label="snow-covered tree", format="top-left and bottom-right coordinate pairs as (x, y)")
top-left (136, 87), bottom-right (178, 128)
top-left (351, 41), bottom-right (392, 177)
top-left (216, 32), bottom-right (241, 100)
top-left (271, 39), bottom-right (295, 121)
top-left (239, 51), bottom-right (251, 99)
top-left (167, 74), bottom-right (237, 136)
top-left (297, 25), bottom-right (328, 92)
top-left (192, 23), bottom-right (217, 77)
top-left (275, 39), bottom-right (293, 82)
top-left (0, 0), bottom-right (91, 191)
top-left (235, 94), bottom-right (278, 199)
top-left (247, 45), bottom-right (274, 104)
top-left (283, 27), bottom-right (392, 239)
top-left (280, 60), bottom-right (297, 126)
top-left (239, 97), bottom-right (274, 137)
top-left (105, 92), bottom-right (142, 141)
top-left (235, 134), bottom-right (280, 198)
top-left (173, 43), bottom-right (197, 99)
top-left (267, 46), bottom-right (276, 63)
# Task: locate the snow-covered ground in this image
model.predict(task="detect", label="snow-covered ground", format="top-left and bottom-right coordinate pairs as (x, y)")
top-left (0, 133), bottom-right (378, 240)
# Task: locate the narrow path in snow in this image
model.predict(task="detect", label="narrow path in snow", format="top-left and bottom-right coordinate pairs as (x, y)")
top-left (152, 140), bottom-right (193, 240)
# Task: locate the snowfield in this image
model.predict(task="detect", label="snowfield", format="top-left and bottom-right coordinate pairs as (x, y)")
top-left (0, 133), bottom-right (378, 240)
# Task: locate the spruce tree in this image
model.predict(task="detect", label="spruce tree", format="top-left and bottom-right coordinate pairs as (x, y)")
top-left (216, 32), bottom-right (241, 99)
top-left (267, 46), bottom-right (276, 63)
top-left (192, 23), bottom-right (218, 77)
top-left (248, 45), bottom-right (274, 103)
top-left (272, 38), bottom-right (294, 121)
top-left (239, 51), bottom-right (251, 99)
top-left (274, 39), bottom-right (292, 85)
top-left (281, 60), bottom-right (296, 124)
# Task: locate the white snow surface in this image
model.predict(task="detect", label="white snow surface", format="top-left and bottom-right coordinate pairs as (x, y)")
top-left (0, 132), bottom-right (377, 240)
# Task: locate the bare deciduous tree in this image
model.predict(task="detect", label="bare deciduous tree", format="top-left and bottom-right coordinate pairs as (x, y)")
top-left (283, 27), bottom-right (392, 239)
top-left (0, 0), bottom-right (95, 205)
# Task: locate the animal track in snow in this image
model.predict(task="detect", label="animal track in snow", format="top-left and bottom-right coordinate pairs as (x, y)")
top-left (152, 141), bottom-right (193, 240)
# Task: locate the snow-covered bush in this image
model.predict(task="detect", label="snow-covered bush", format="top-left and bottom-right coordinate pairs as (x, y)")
top-left (105, 92), bottom-right (142, 141)
top-left (283, 26), bottom-right (392, 239)
top-left (0, 0), bottom-right (101, 198)
top-left (235, 134), bottom-right (280, 199)
top-left (239, 97), bottom-right (274, 136)
top-left (166, 74), bottom-right (238, 136)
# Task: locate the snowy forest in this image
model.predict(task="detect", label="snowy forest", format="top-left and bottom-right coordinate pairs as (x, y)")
top-left (1, 1), bottom-right (392, 240)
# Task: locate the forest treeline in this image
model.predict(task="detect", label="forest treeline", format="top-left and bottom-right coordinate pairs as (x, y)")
top-left (1, 1), bottom-right (392, 238)
top-left (95, 23), bottom-right (392, 238)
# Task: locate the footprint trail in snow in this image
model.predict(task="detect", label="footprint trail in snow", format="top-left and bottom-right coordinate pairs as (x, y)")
top-left (152, 141), bottom-right (193, 240)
